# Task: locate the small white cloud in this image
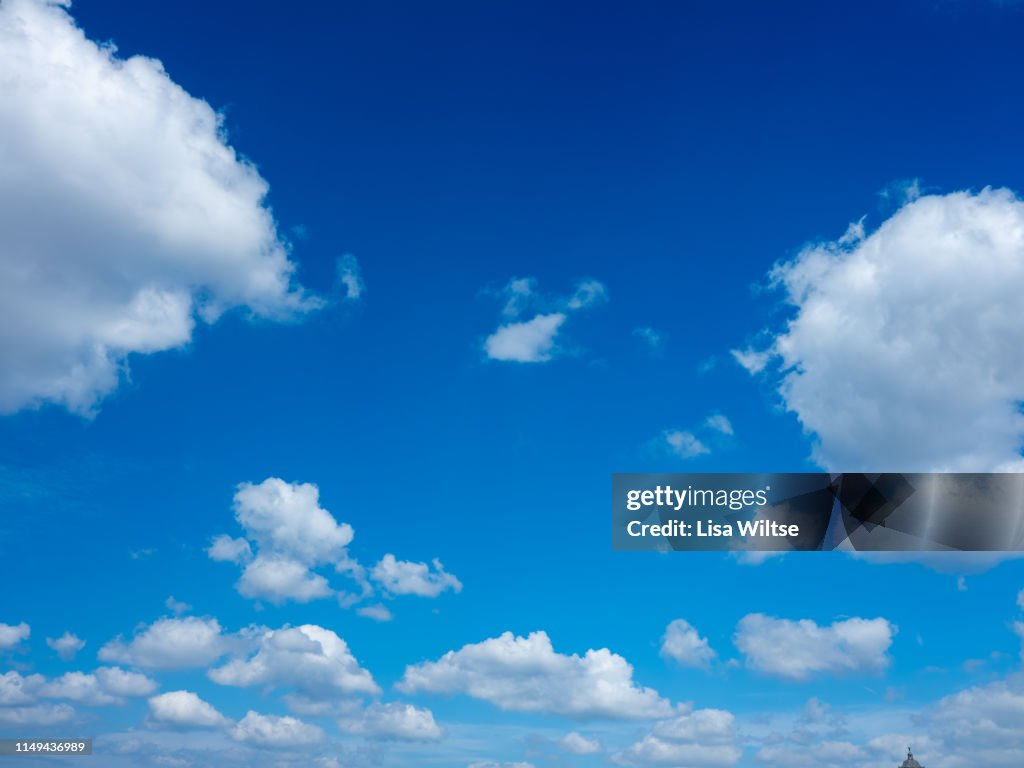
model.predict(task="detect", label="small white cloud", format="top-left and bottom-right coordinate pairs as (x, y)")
top-left (399, 630), bottom-right (671, 720)
top-left (734, 614), bottom-right (896, 680)
top-left (660, 619), bottom-right (716, 669)
top-left (0, 622), bottom-right (30, 650)
top-left (567, 279), bottom-right (608, 310)
top-left (207, 535), bottom-right (252, 565)
top-left (371, 554), bottom-right (462, 598)
top-left (99, 616), bottom-right (230, 670)
top-left (231, 711), bottom-right (324, 748)
top-left (46, 631), bottom-right (84, 661)
top-left (148, 690), bottom-right (229, 729)
top-left (484, 313), bottom-right (566, 363)
top-left (336, 254), bottom-right (364, 301)
top-left (483, 278), bottom-right (606, 363)
top-left (730, 347), bottom-right (771, 375)
top-left (633, 327), bottom-right (666, 351)
top-left (664, 430), bottom-right (709, 459)
top-left (499, 277), bottom-right (537, 318)
top-left (165, 597), bottom-right (191, 615)
top-left (561, 731), bottom-right (602, 755)
top-left (340, 702), bottom-right (442, 741)
top-left (356, 604), bottom-right (393, 622)
top-left (705, 414), bottom-right (734, 436)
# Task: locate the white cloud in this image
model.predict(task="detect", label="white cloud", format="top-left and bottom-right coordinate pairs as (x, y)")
top-left (211, 478), bottom-right (354, 604)
top-left (730, 347), bottom-right (771, 375)
top-left (0, 703), bottom-right (75, 725)
top-left (207, 535), bottom-right (252, 565)
top-left (498, 277), bottom-right (537, 318)
top-left (660, 619), bottom-right (716, 668)
top-left (614, 707), bottom-right (740, 767)
top-left (165, 596), bottom-right (191, 615)
top-left (231, 711), bottom-right (324, 748)
top-left (46, 631), bottom-right (85, 661)
top-left (755, 741), bottom-right (867, 767)
top-left (483, 278), bottom-right (607, 363)
top-left (95, 667), bottom-right (157, 698)
top-left (734, 614), bottom-right (896, 680)
top-left (0, 0), bottom-right (320, 415)
top-left (39, 672), bottom-right (121, 706)
top-left (469, 763), bottom-right (535, 768)
top-left (238, 553), bottom-right (333, 603)
top-left (752, 677), bottom-right (1024, 768)
top-left (148, 690), bottom-right (229, 729)
top-left (356, 604), bottom-right (393, 622)
top-left (567, 279), bottom-right (608, 310)
top-left (659, 412), bottom-right (735, 460)
top-left (705, 414), bottom-right (734, 436)
top-left (99, 616), bottom-right (230, 669)
top-left (651, 708), bottom-right (737, 743)
top-left (615, 738), bottom-right (742, 767)
top-left (0, 671), bottom-right (36, 705)
top-left (209, 624), bottom-right (379, 698)
top-left (340, 702), bottom-right (442, 741)
top-left (928, 679), bottom-right (1024, 766)
top-left (371, 554), bottom-right (462, 597)
top-left (561, 731), bottom-right (602, 755)
top-left (233, 478), bottom-right (353, 563)
top-left (745, 188), bottom-right (1024, 471)
top-left (633, 327), bottom-right (666, 351)
top-left (664, 430), bottom-right (709, 459)
top-left (398, 630), bottom-right (671, 720)
top-left (0, 621), bottom-right (30, 649)
top-left (336, 254), bottom-right (364, 301)
top-left (484, 313), bottom-right (566, 363)
top-left (1, 667), bottom-right (154, 708)
top-left (210, 478), bottom-right (461, 615)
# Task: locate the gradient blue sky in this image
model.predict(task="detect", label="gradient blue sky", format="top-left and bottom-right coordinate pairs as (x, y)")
top-left (2, 1), bottom-right (1024, 766)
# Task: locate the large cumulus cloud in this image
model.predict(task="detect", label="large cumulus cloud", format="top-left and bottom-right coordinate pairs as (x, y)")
top-left (0, 0), bottom-right (320, 414)
top-left (738, 188), bottom-right (1024, 471)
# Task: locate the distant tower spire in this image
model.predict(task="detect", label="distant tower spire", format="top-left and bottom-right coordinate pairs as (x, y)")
top-left (899, 747), bottom-right (923, 768)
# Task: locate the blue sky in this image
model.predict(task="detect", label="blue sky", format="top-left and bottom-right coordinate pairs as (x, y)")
top-left (2, 0), bottom-right (1024, 766)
